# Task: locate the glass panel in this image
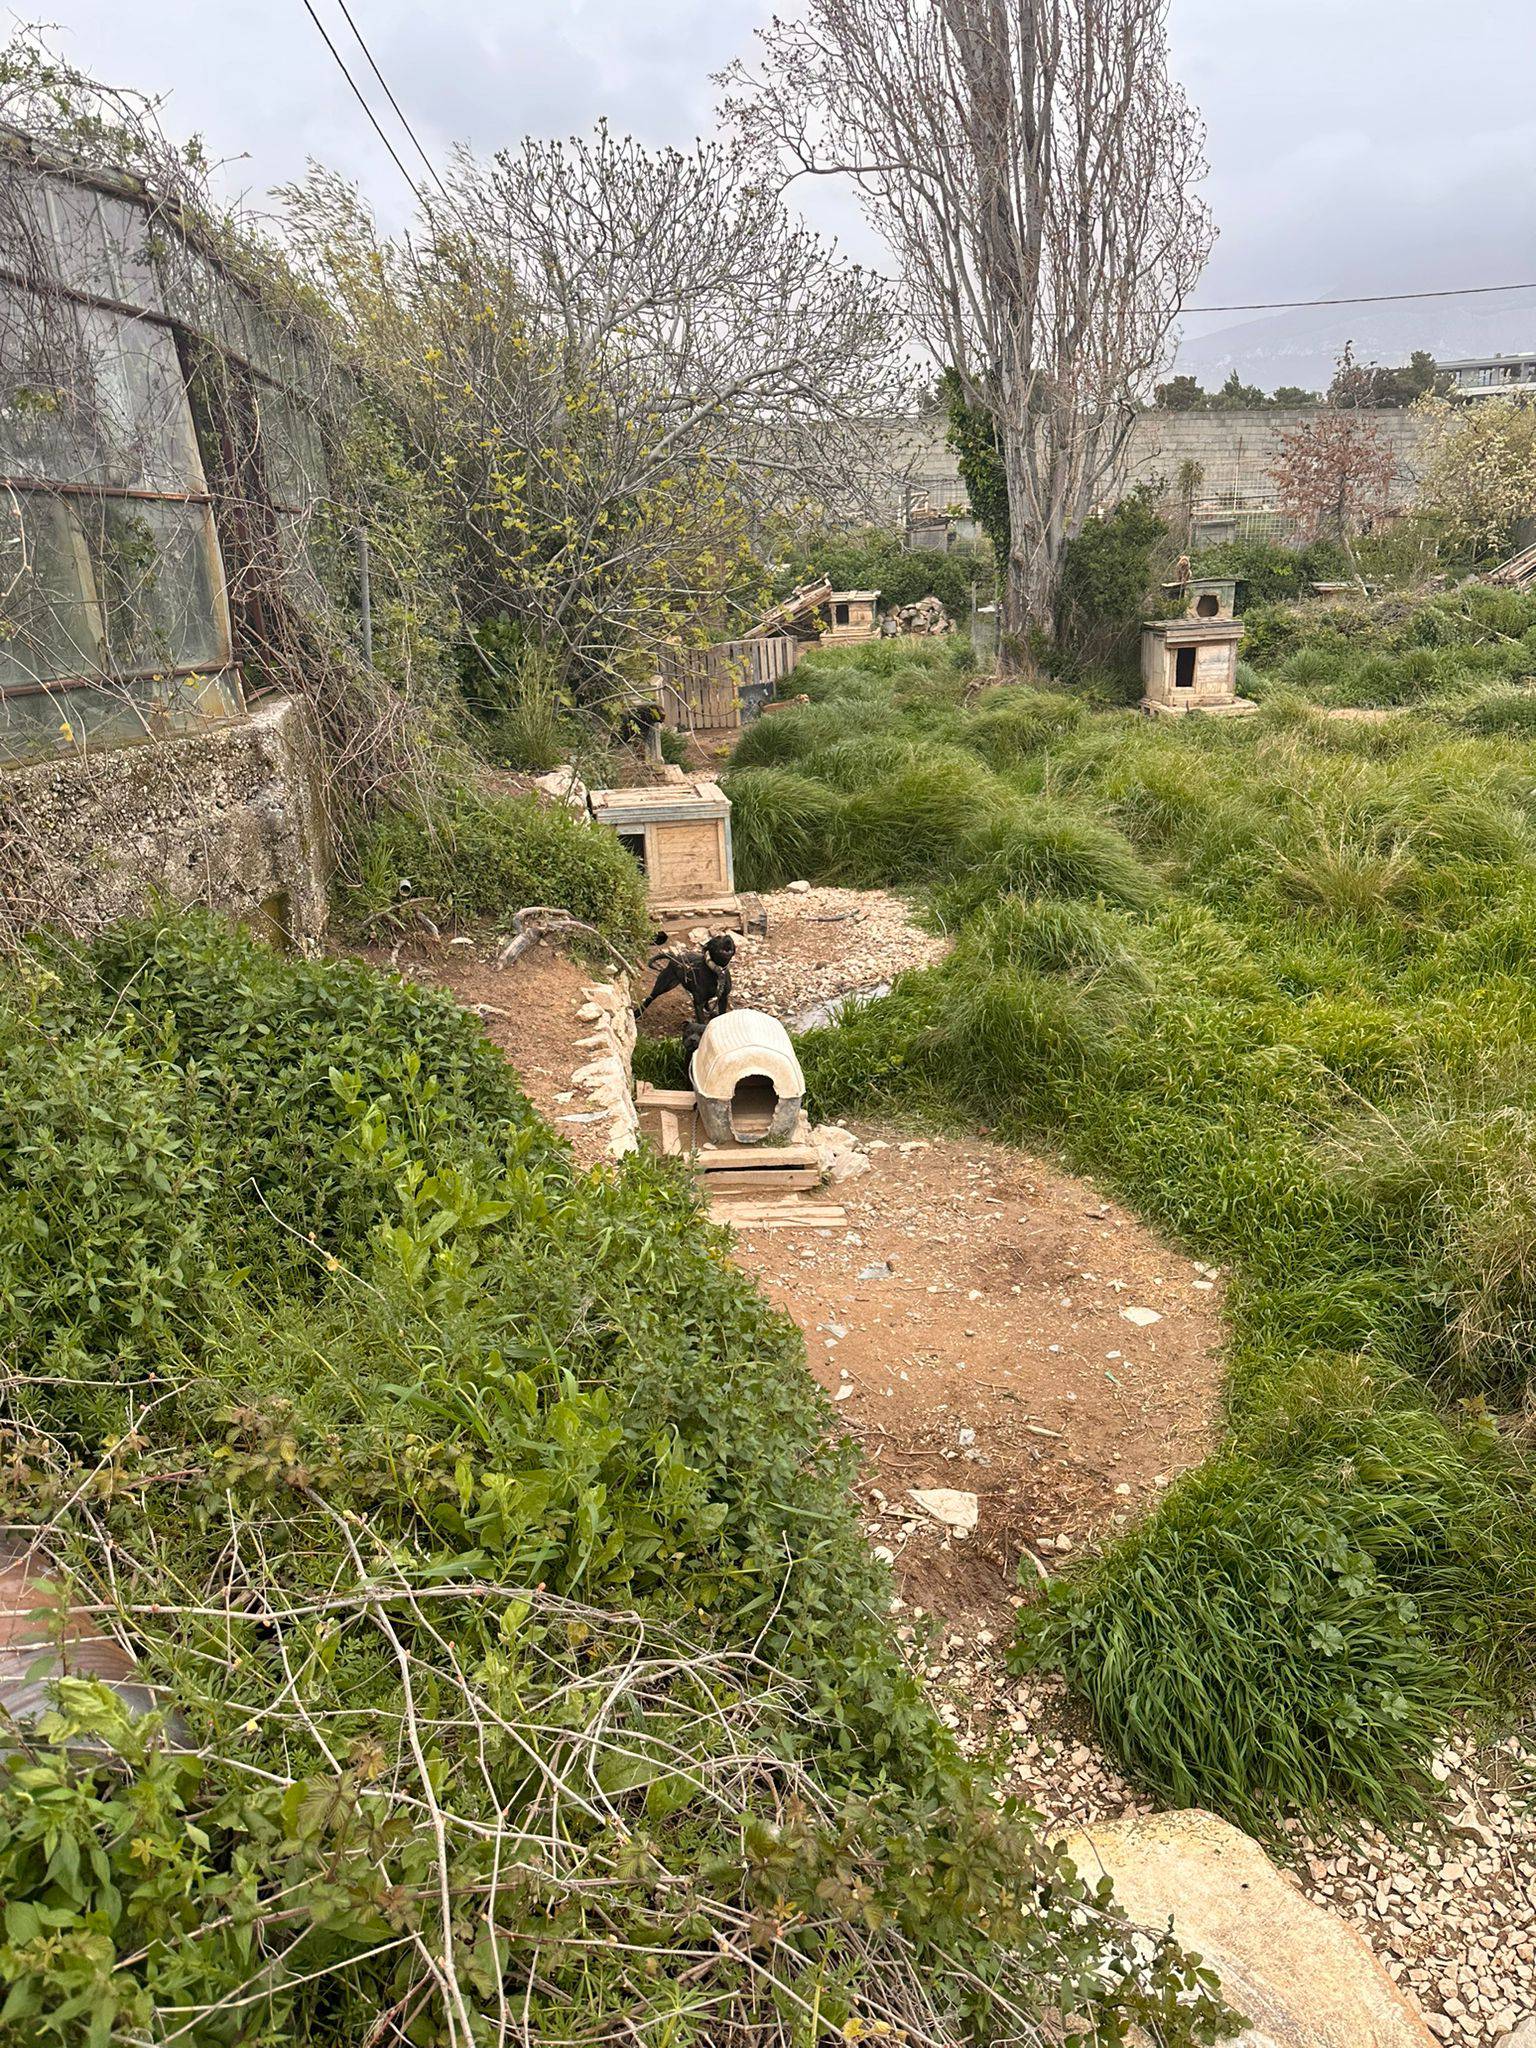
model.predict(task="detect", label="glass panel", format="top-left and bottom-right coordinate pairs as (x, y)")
top-left (76, 309), bottom-right (204, 491)
top-left (0, 491), bottom-right (104, 687)
top-left (42, 180), bottom-right (115, 300)
top-left (255, 384), bottom-right (325, 507)
top-left (0, 670), bottom-right (243, 765)
top-left (87, 498), bottom-right (228, 675)
top-left (0, 286), bottom-right (85, 481)
top-left (96, 194), bottom-right (163, 313)
top-left (0, 179), bottom-right (57, 283)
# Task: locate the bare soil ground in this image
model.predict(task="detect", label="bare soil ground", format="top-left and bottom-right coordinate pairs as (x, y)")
top-left (729, 1129), bottom-right (1225, 1623)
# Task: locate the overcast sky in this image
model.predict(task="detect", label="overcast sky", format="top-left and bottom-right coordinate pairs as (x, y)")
top-left (30, 0), bottom-right (1536, 373)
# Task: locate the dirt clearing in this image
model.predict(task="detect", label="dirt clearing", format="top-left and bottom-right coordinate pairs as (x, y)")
top-left (729, 1124), bottom-right (1226, 1626)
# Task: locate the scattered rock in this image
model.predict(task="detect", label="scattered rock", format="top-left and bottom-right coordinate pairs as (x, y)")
top-left (1121, 1305), bottom-right (1163, 1328)
top-left (908, 1488), bottom-right (979, 1538)
top-left (1067, 1810), bottom-right (1441, 2047)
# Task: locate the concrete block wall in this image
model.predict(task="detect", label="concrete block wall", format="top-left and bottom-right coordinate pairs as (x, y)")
top-left (1117, 408), bottom-right (1428, 507)
top-left (882, 406), bottom-right (1430, 519)
top-left (0, 697), bottom-right (330, 949)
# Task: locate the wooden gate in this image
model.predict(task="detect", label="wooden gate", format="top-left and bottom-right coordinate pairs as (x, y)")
top-left (656, 634), bottom-right (801, 733)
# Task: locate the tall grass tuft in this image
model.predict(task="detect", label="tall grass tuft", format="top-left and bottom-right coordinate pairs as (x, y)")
top-left (962, 686), bottom-right (1087, 767)
top-left (938, 802), bottom-right (1159, 921)
top-left (722, 767), bottom-right (844, 891)
top-left (1016, 1405), bottom-right (1536, 1836)
top-left (830, 759), bottom-right (1011, 885)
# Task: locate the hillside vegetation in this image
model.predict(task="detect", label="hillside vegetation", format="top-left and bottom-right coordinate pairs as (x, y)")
top-left (723, 599), bottom-right (1536, 1835)
top-left (0, 912), bottom-right (1227, 2045)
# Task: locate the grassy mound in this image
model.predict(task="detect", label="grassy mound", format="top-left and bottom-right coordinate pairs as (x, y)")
top-left (338, 781), bottom-right (650, 956)
top-left (747, 634), bottom-right (1536, 1833)
top-left (0, 911), bottom-right (1227, 2045)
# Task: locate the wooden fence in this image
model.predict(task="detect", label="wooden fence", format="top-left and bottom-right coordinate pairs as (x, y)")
top-left (656, 634), bottom-right (802, 733)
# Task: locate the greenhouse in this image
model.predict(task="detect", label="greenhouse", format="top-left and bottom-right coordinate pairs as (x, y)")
top-left (0, 129), bottom-right (329, 761)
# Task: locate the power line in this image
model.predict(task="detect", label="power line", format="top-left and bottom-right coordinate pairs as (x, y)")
top-left (1187, 279), bottom-right (1536, 315)
top-left (298, 0), bottom-right (426, 210)
top-left (328, 0), bottom-right (456, 209)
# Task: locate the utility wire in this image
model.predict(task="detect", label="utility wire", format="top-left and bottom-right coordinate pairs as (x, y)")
top-left (298, 0), bottom-right (427, 211)
top-left (328, 0), bottom-right (457, 209)
top-left (1187, 279), bottom-right (1536, 314)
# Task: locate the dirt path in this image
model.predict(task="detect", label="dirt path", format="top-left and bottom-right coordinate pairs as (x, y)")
top-left (730, 1128), bottom-right (1225, 1623)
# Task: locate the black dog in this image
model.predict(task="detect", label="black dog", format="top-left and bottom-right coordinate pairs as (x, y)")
top-left (637, 932), bottom-right (735, 1028)
top-left (615, 700), bottom-right (664, 748)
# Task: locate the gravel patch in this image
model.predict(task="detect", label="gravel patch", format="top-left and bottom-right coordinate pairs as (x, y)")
top-left (730, 884), bottom-right (951, 1026)
top-left (894, 1589), bottom-right (1536, 2045)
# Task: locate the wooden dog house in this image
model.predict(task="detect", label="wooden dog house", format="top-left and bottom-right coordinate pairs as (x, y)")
top-left (590, 777), bottom-right (749, 930)
top-left (1185, 577), bottom-right (1237, 620)
top-left (1140, 618), bottom-right (1254, 718)
top-left (823, 590), bottom-right (880, 644)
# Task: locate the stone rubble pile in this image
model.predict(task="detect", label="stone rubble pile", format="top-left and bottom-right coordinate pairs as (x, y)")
top-left (887, 593), bottom-right (954, 636)
top-left (730, 884), bottom-right (952, 1022)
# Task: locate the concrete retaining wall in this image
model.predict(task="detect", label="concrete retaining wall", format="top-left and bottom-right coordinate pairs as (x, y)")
top-left (0, 696), bottom-right (330, 948)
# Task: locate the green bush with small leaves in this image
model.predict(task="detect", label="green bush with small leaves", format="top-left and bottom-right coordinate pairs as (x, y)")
top-left (0, 910), bottom-right (1231, 2047)
top-left (337, 781), bottom-right (650, 957)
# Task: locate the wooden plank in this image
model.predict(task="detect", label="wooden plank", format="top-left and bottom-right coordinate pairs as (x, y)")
top-left (696, 1142), bottom-right (817, 1170)
top-left (636, 1086), bottom-right (696, 1110)
top-left (699, 1166), bottom-right (819, 1193)
top-left (709, 1201), bottom-right (846, 1230)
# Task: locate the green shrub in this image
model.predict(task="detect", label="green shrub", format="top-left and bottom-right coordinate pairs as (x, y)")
top-left (1017, 1405), bottom-right (1535, 1836)
top-left (1190, 537), bottom-right (1351, 607)
top-left (0, 911), bottom-right (1231, 2046)
top-left (338, 783), bottom-right (650, 956)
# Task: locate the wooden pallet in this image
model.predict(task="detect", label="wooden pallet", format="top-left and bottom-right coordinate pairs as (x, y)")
top-left (638, 1083), bottom-right (824, 1197)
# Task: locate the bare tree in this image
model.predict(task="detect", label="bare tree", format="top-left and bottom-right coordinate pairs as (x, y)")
top-left (1270, 411), bottom-right (1398, 588)
top-left (720, 0), bottom-right (1213, 654)
top-left (283, 129), bottom-right (910, 682)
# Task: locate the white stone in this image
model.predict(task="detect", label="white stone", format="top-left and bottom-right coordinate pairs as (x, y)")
top-left (826, 1150), bottom-right (870, 1184)
top-left (1068, 1810), bottom-right (1440, 2048)
top-left (786, 879), bottom-right (812, 893)
top-left (909, 1489), bottom-right (979, 1538)
top-left (1121, 1306), bottom-right (1163, 1328)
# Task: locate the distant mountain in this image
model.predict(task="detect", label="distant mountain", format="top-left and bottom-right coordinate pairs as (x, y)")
top-left (1173, 289), bottom-right (1536, 395)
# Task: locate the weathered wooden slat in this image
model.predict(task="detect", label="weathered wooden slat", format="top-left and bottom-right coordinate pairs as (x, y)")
top-left (700, 1166), bottom-right (820, 1193)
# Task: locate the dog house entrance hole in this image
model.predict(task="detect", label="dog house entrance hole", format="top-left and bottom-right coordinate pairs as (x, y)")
top-left (617, 828), bottom-right (648, 873)
top-left (730, 1073), bottom-right (779, 1140)
top-left (833, 601), bottom-right (850, 626)
top-left (1175, 645), bottom-right (1197, 689)
top-left (1195, 592), bottom-right (1220, 617)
